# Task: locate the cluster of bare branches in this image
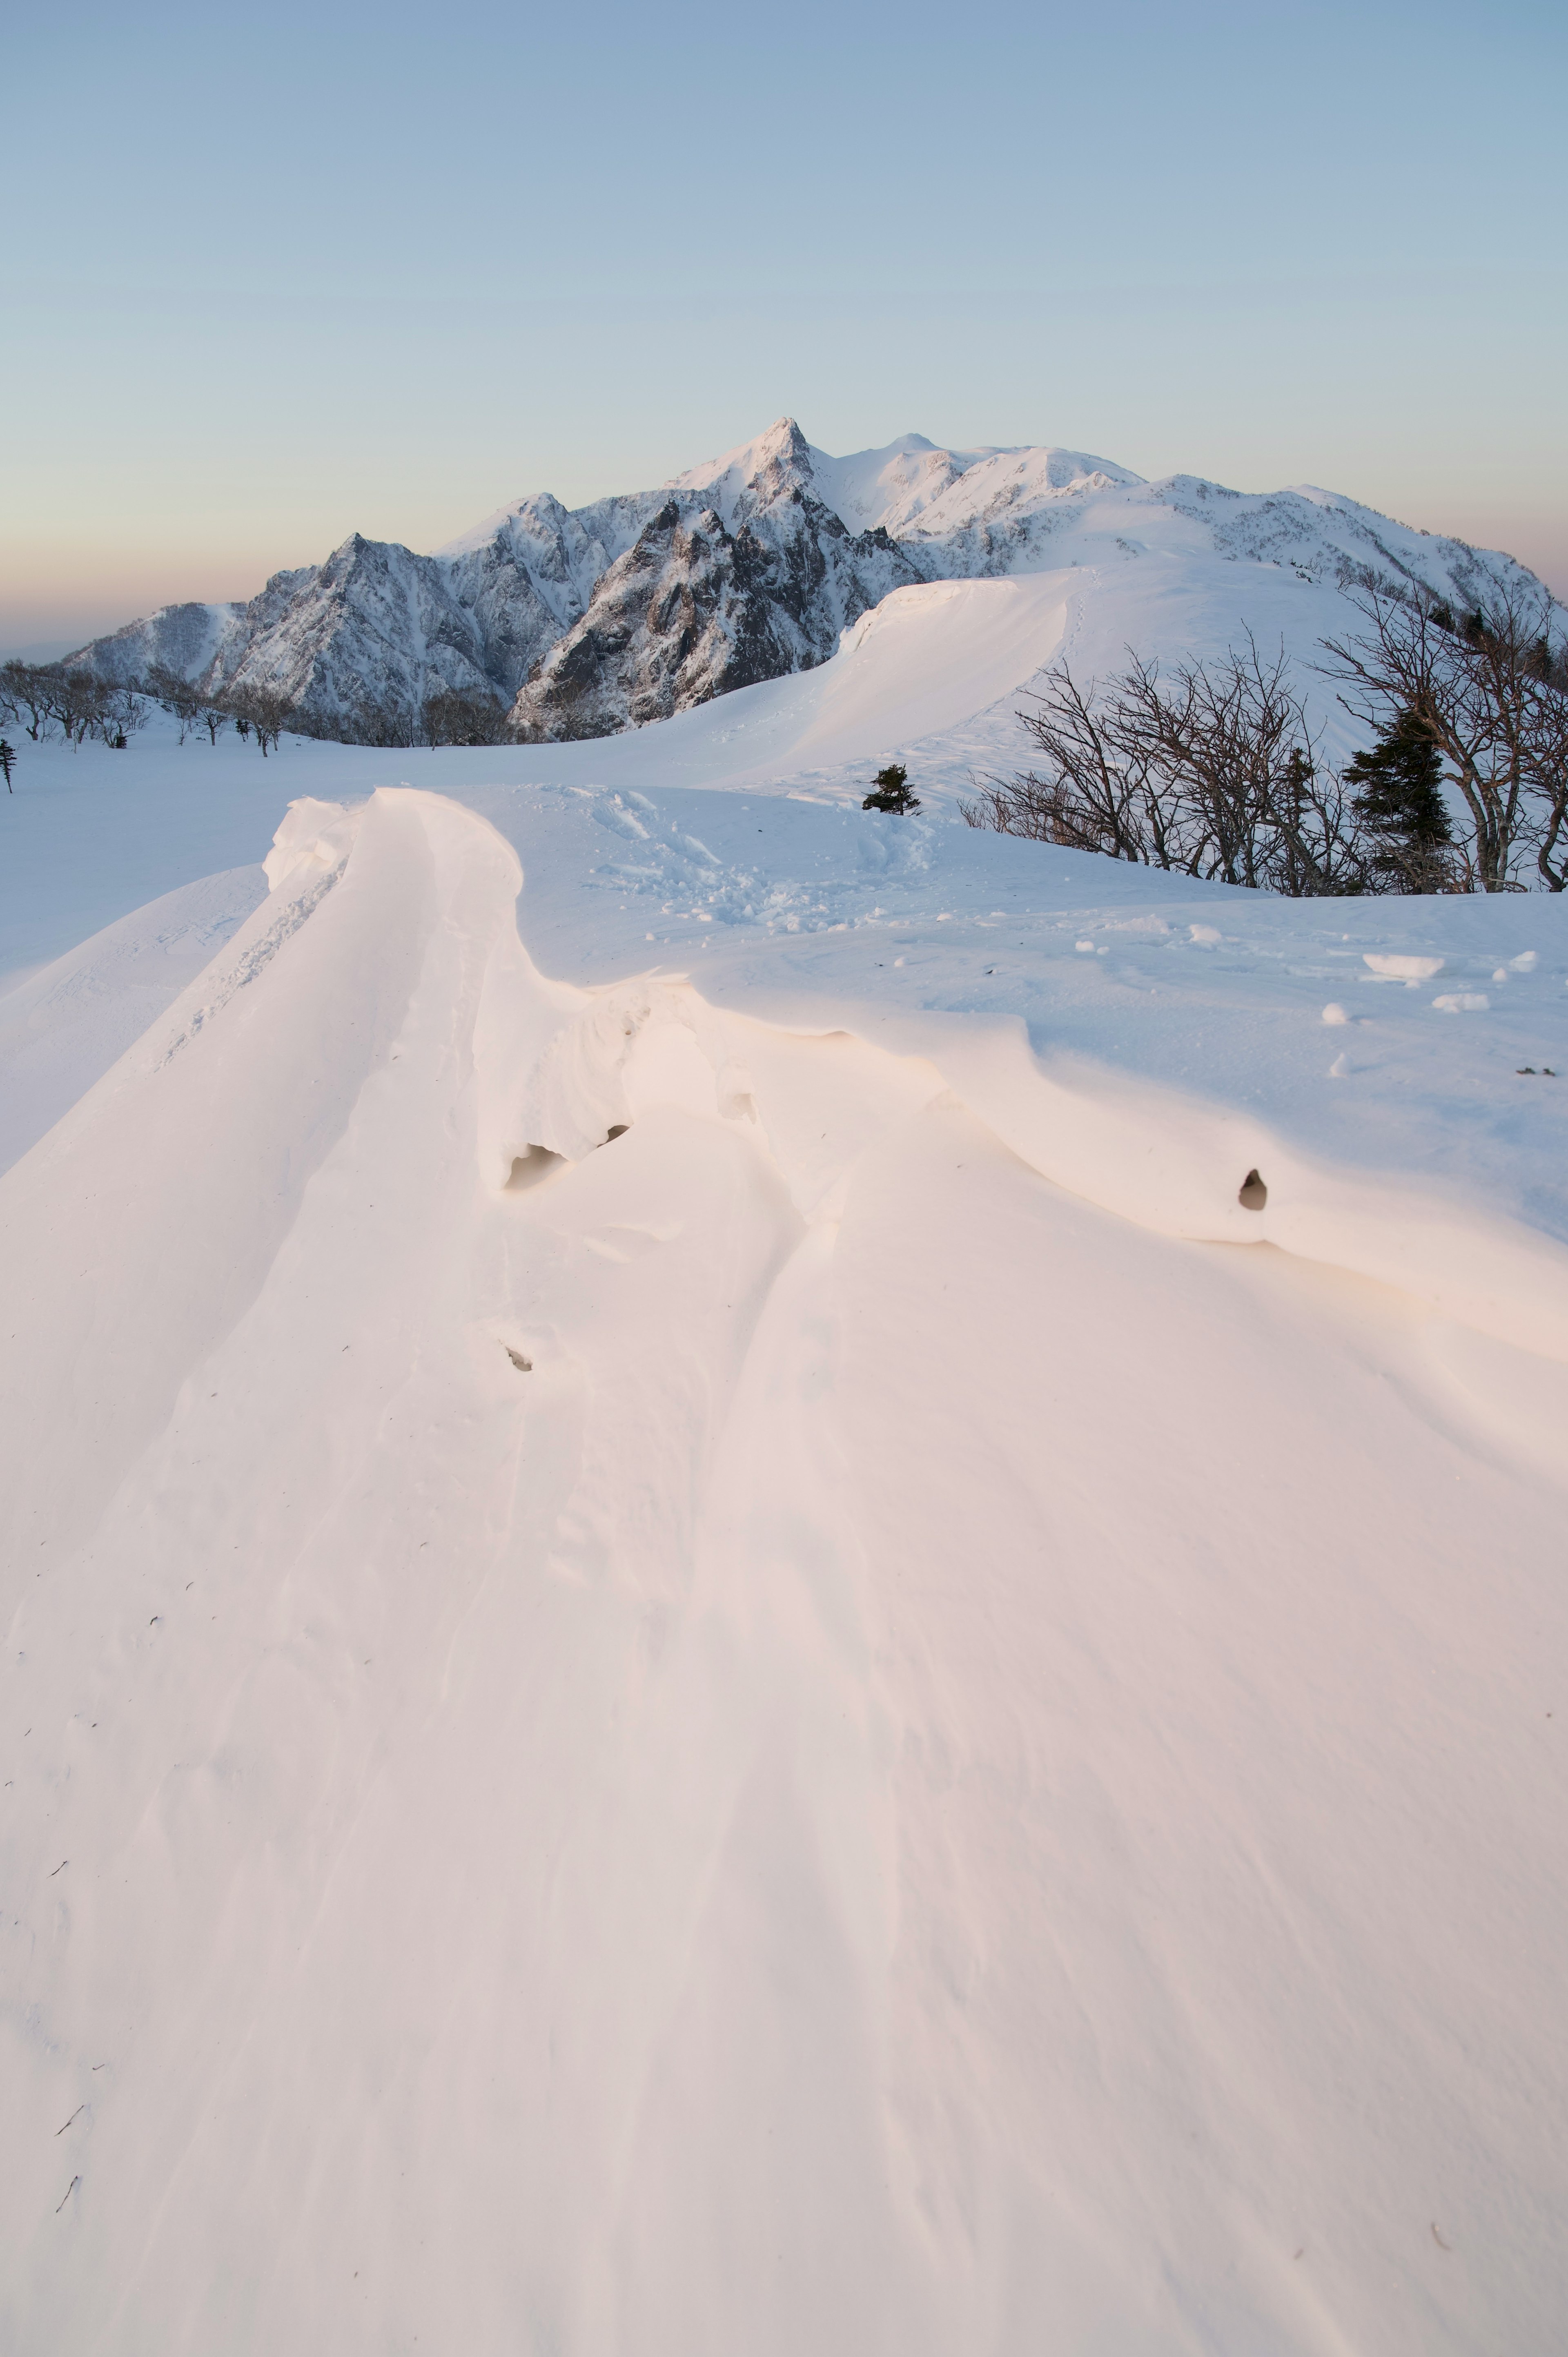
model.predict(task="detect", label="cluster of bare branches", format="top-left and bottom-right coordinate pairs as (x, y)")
top-left (0, 661), bottom-right (147, 750)
top-left (120, 670), bottom-right (512, 753)
top-left (965, 589), bottom-right (1568, 896)
top-left (5, 647), bottom-right (517, 759)
top-left (221, 685), bottom-right (290, 756)
top-left (272, 689), bottom-right (515, 748)
top-left (0, 659), bottom-right (294, 756)
top-left (420, 688), bottom-right (515, 746)
top-left (143, 669), bottom-right (287, 754)
top-left (143, 665), bottom-right (233, 746)
top-left (1320, 584), bottom-right (1568, 892)
top-left (962, 634), bottom-right (1372, 896)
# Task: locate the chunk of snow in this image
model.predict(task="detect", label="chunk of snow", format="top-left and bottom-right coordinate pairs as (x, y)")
top-left (1321, 1003), bottom-right (1349, 1025)
top-left (1432, 992), bottom-right (1490, 1012)
top-left (1364, 952), bottom-right (1444, 980)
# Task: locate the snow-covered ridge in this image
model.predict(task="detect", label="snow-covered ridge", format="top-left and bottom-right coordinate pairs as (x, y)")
top-left (6, 780), bottom-right (1568, 2349)
top-left (662, 417), bottom-right (1142, 537)
top-left (63, 418), bottom-right (1558, 745)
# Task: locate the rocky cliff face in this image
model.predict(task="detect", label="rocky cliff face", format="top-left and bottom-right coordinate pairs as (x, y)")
top-left (511, 473), bottom-right (924, 740)
top-left (65, 417), bottom-right (1556, 740)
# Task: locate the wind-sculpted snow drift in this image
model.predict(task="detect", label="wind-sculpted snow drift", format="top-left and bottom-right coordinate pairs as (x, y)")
top-left (4, 786), bottom-right (1568, 2353)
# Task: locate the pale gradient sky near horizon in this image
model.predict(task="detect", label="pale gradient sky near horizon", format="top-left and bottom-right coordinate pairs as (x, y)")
top-left (3, 0), bottom-right (1565, 651)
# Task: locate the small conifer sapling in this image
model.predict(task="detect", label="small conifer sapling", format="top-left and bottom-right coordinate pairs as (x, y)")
top-left (862, 763), bottom-right (920, 816)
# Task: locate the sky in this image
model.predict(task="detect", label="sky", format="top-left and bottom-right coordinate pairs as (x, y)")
top-left (3, 0), bottom-right (1565, 651)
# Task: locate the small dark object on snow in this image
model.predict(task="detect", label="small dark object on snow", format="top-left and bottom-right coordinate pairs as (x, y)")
top-left (1238, 1168), bottom-right (1268, 1210)
top-left (505, 1347), bottom-right (532, 1373)
top-left (0, 737), bottom-right (15, 790)
top-left (863, 763), bottom-right (920, 816)
top-left (605, 1123), bottom-right (629, 1142)
top-left (1518, 1066), bottom-right (1557, 1077)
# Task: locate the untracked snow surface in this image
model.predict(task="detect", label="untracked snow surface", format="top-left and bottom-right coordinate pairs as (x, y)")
top-left (3, 582), bottom-right (1568, 2355)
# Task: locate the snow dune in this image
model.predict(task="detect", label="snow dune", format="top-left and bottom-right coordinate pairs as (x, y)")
top-left (624, 575), bottom-right (1078, 788)
top-left (4, 784), bottom-right (1567, 2353)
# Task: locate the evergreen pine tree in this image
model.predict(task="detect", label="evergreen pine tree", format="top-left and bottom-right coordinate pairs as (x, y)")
top-left (1343, 708), bottom-right (1453, 886)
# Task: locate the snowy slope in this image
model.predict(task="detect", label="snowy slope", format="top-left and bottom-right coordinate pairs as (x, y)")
top-left (78, 597), bottom-right (250, 689)
top-left (2, 731), bottom-right (1567, 2356)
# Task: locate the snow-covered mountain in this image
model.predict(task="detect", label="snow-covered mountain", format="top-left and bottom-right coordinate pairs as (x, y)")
top-left (67, 417), bottom-right (1555, 740)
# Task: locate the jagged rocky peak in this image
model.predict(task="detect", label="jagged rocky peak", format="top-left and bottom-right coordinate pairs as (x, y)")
top-left (663, 417), bottom-right (817, 523)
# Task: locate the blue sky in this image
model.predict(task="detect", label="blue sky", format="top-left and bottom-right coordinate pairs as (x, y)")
top-left (3, 0), bottom-right (1564, 647)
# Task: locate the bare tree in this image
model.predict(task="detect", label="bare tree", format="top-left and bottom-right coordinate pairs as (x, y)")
top-left (0, 661), bottom-right (62, 741)
top-left (146, 663), bottom-right (205, 743)
top-left (1320, 585), bottom-right (1568, 892)
top-left (1112, 637), bottom-right (1316, 888)
top-left (350, 699), bottom-right (420, 749)
top-left (56, 670), bottom-right (107, 749)
top-left (100, 682), bottom-right (145, 747)
top-left (963, 635), bottom-right (1371, 896)
top-left (1521, 634), bottom-right (1568, 893)
top-left (962, 662), bottom-right (1173, 864)
top-left (223, 685), bottom-right (291, 756)
top-left (420, 688), bottom-right (513, 747)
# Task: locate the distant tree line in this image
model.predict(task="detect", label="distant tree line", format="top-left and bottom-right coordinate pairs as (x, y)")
top-left (963, 586), bottom-right (1568, 894)
top-left (0, 661), bottom-right (148, 751)
top-left (0, 659), bottom-right (519, 762)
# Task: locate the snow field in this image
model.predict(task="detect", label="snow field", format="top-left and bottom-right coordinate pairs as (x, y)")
top-left (2, 783), bottom-right (1567, 2353)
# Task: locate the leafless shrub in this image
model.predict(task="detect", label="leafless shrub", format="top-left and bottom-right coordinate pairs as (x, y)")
top-left (963, 635), bottom-right (1372, 897)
